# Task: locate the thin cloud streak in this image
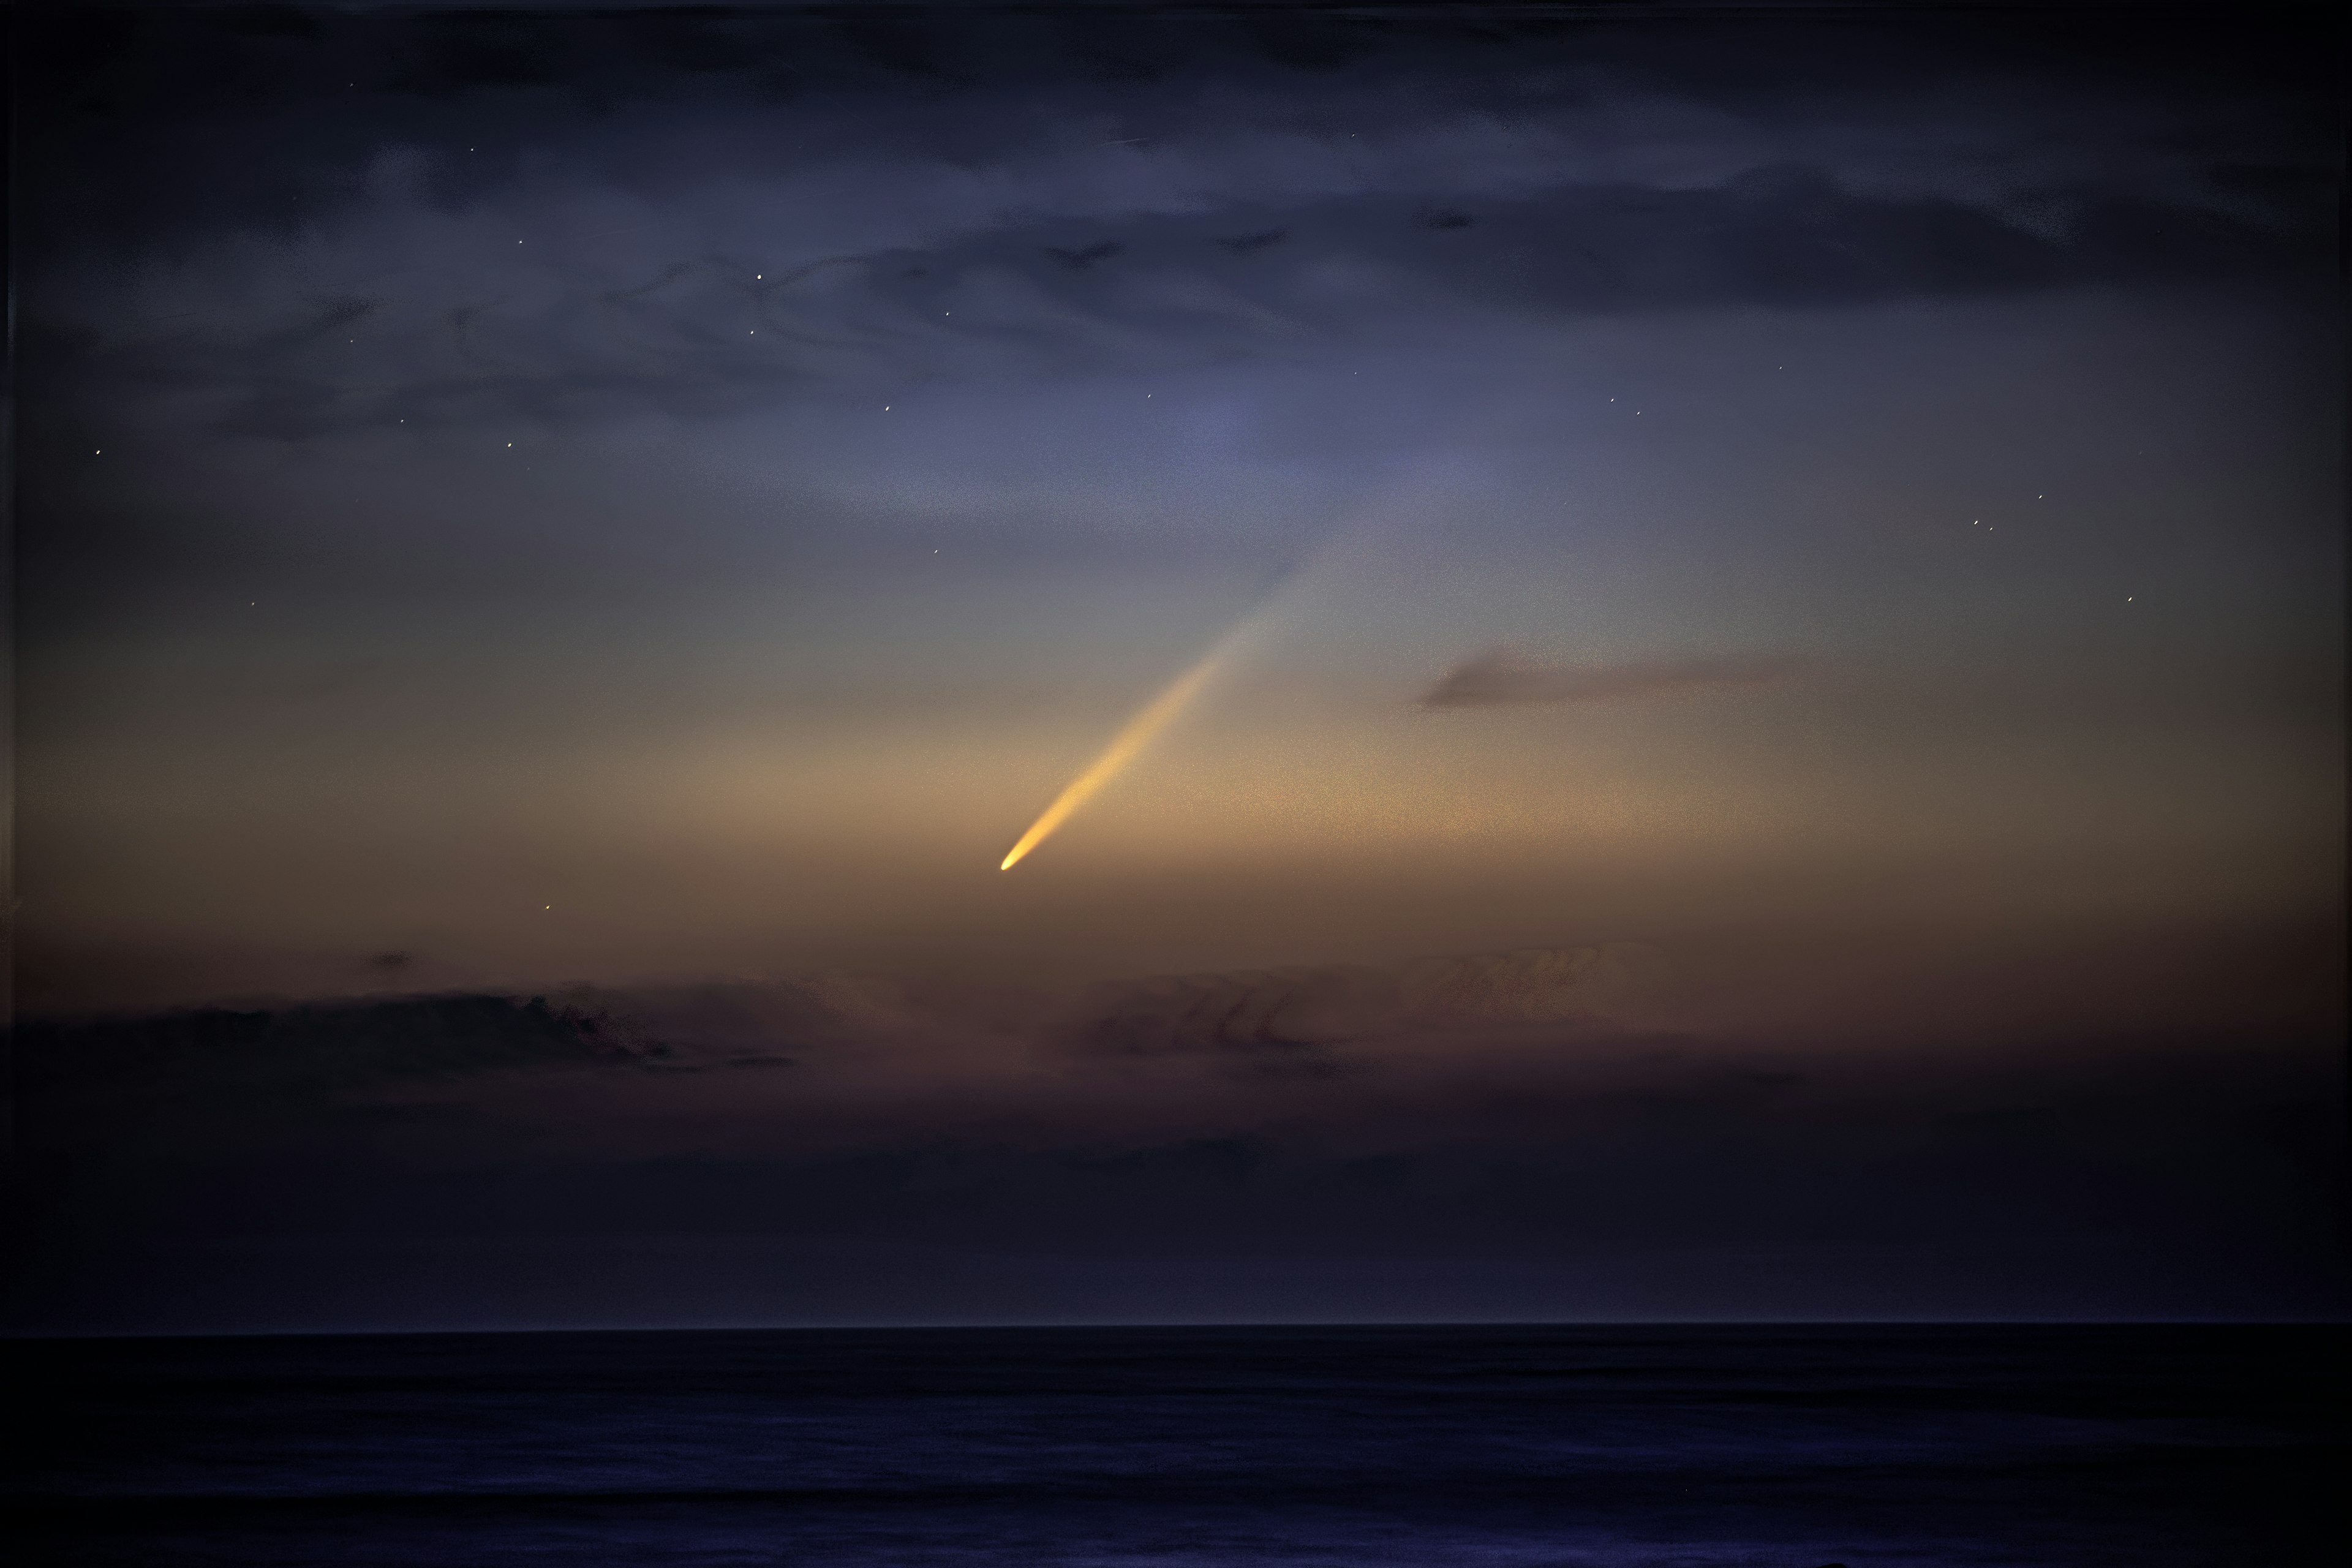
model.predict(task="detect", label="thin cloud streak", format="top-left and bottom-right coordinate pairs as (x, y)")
top-left (1419, 650), bottom-right (1814, 709)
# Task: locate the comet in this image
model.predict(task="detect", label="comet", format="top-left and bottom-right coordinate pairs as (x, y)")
top-left (994, 464), bottom-right (1451, 871)
top-left (999, 617), bottom-right (1258, 871)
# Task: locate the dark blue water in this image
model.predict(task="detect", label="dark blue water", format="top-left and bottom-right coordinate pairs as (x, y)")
top-left (6, 1325), bottom-right (2343, 1566)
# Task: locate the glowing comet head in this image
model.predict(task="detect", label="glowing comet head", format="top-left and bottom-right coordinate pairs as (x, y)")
top-left (997, 622), bottom-right (1252, 870)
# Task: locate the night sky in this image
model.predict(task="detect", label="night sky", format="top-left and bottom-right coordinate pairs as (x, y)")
top-left (6, 2), bottom-right (2344, 1333)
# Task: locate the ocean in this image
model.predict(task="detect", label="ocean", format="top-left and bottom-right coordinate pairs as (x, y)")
top-left (6, 1325), bottom-right (2343, 1566)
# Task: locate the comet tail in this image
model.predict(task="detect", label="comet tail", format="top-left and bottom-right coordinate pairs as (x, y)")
top-left (999, 630), bottom-right (1245, 870)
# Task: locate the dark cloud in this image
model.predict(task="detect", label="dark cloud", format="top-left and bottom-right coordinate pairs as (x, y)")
top-left (8, 924), bottom-right (2345, 1327)
top-left (1046, 241), bottom-right (1126, 270)
top-left (8, 995), bottom-right (616, 1148)
top-left (10, 1003), bottom-right (2343, 1329)
top-left (7, 987), bottom-right (810, 1140)
top-left (35, 168), bottom-right (2329, 443)
top-left (1420, 650), bottom-right (1812, 709)
top-left (10, 945), bottom-right (1666, 1117)
top-left (15, 7), bottom-right (2333, 442)
top-left (1219, 229), bottom-right (1288, 254)
top-left (1064, 943), bottom-right (1669, 1068)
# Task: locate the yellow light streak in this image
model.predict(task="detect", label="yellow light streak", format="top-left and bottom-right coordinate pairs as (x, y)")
top-left (999, 628), bottom-right (1246, 870)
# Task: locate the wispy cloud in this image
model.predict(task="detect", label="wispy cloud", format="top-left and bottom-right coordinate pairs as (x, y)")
top-left (21, 9), bottom-right (2328, 441)
top-left (1419, 650), bottom-right (1813, 709)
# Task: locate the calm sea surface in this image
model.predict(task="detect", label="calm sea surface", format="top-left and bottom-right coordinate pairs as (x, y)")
top-left (6, 1325), bottom-right (2343, 1566)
